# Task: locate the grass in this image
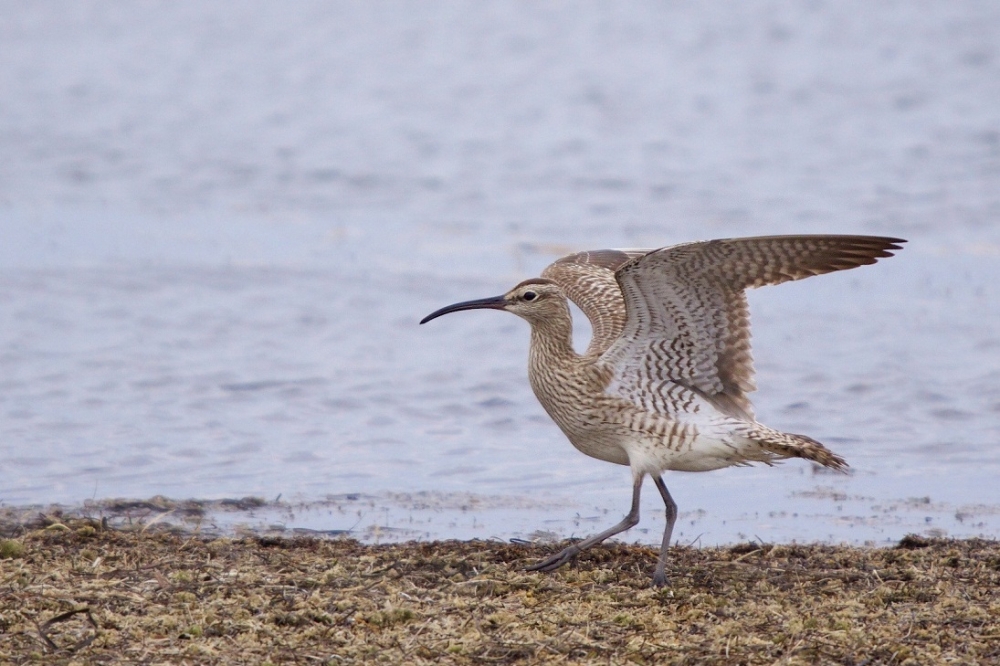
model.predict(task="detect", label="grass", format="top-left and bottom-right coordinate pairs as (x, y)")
top-left (0, 514), bottom-right (998, 665)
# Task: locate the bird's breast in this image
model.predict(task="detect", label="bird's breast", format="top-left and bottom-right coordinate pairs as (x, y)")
top-left (527, 358), bottom-right (630, 466)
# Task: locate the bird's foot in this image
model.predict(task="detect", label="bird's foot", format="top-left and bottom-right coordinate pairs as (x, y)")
top-left (652, 557), bottom-right (672, 587)
top-left (524, 544), bottom-right (581, 573)
top-left (651, 570), bottom-right (670, 588)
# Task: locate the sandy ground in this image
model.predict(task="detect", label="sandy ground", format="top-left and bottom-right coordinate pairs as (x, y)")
top-left (1, 512), bottom-right (998, 665)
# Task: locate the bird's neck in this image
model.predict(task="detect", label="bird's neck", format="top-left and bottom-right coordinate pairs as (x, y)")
top-left (527, 309), bottom-right (580, 367)
top-left (526, 307), bottom-right (603, 439)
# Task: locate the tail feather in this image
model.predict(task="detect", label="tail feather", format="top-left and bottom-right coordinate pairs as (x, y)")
top-left (745, 425), bottom-right (848, 472)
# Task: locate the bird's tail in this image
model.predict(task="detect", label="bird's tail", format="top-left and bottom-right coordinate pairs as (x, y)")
top-left (745, 424), bottom-right (848, 472)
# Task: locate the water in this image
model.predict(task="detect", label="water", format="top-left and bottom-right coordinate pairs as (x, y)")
top-left (1, 1), bottom-right (999, 546)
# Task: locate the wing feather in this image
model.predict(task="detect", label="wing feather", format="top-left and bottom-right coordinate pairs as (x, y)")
top-left (602, 235), bottom-right (905, 419)
top-left (541, 249), bottom-right (651, 357)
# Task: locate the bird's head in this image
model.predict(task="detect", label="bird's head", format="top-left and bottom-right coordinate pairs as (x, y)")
top-left (420, 278), bottom-right (566, 326)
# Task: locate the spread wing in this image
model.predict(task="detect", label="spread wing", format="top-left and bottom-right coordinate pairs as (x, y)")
top-left (541, 248), bottom-right (652, 357)
top-left (601, 235), bottom-right (906, 419)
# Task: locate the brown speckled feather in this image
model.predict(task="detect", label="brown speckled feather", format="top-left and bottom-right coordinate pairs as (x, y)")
top-left (421, 233), bottom-right (905, 584)
top-left (602, 235), bottom-right (905, 419)
top-left (541, 249), bottom-right (650, 357)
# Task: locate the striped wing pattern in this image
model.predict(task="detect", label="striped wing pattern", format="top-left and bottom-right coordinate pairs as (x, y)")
top-left (600, 235), bottom-right (905, 418)
top-left (541, 249), bottom-right (650, 357)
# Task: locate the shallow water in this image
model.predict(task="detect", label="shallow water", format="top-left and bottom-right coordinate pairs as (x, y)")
top-left (1, 2), bottom-right (999, 545)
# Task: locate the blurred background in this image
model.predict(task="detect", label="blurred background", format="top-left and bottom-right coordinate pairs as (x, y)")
top-left (1, 1), bottom-right (998, 545)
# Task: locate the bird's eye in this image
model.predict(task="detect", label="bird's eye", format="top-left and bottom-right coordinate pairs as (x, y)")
top-left (522, 291), bottom-right (537, 302)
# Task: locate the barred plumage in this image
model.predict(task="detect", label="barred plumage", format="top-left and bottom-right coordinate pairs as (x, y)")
top-left (421, 234), bottom-right (905, 586)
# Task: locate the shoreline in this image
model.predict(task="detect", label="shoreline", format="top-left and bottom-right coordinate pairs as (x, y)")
top-left (5, 491), bottom-right (998, 550)
top-left (1, 515), bottom-right (998, 664)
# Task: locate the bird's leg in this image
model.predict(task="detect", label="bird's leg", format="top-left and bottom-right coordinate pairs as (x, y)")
top-left (652, 475), bottom-right (678, 587)
top-left (525, 474), bottom-right (644, 574)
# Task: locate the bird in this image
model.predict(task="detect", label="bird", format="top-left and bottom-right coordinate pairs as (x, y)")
top-left (420, 234), bottom-right (905, 586)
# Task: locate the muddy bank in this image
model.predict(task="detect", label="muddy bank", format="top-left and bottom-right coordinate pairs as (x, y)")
top-left (1, 515), bottom-right (998, 665)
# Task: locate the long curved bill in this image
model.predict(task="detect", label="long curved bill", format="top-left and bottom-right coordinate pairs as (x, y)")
top-left (419, 295), bottom-right (507, 324)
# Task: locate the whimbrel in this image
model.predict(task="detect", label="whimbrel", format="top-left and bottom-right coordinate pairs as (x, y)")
top-left (421, 235), bottom-right (905, 586)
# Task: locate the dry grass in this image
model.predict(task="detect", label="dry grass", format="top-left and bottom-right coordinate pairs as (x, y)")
top-left (1, 515), bottom-right (998, 665)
